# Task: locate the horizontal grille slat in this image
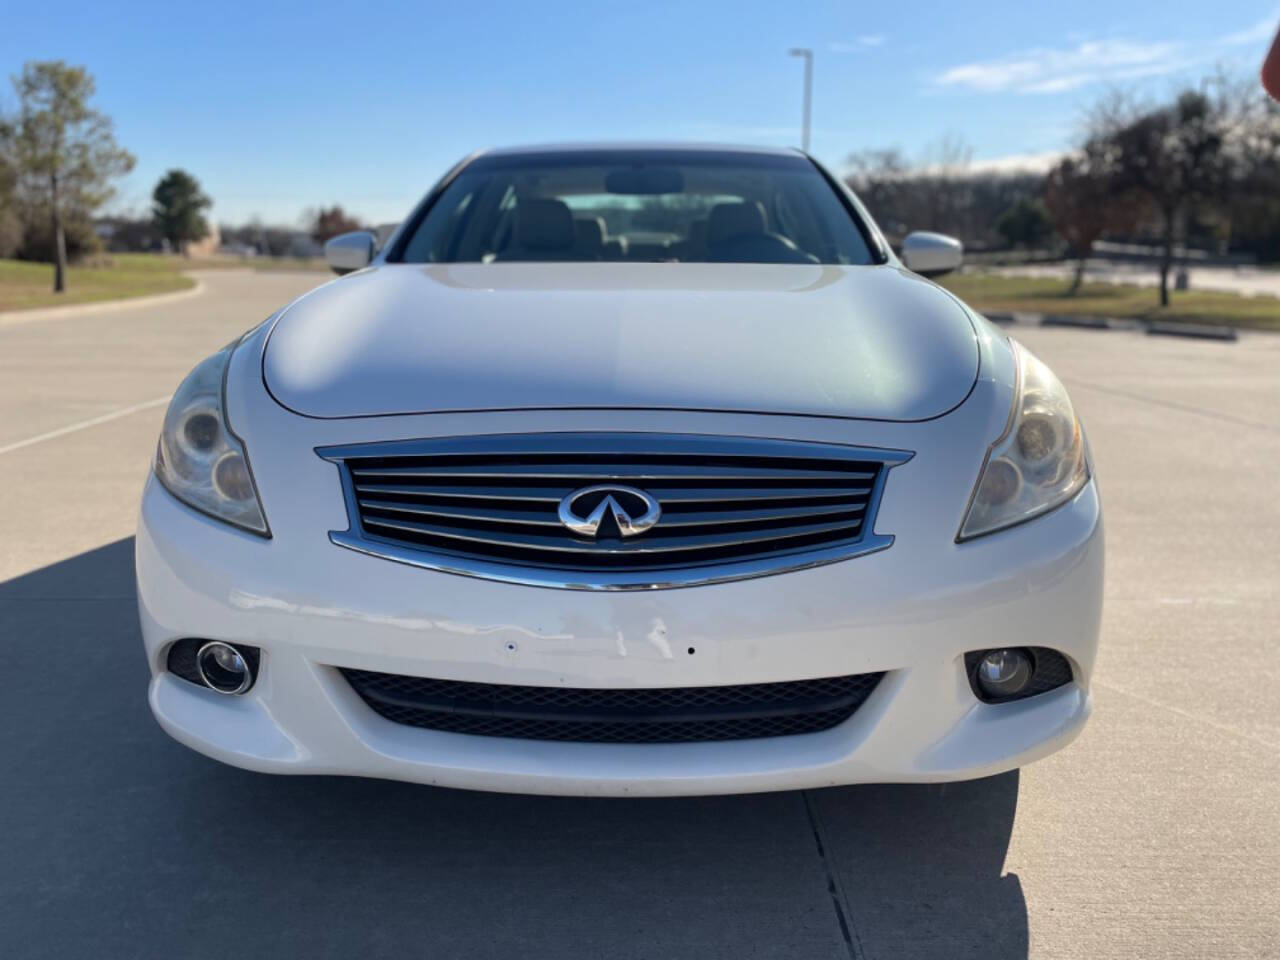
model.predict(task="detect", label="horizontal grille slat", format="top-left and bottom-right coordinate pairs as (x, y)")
top-left (361, 513), bottom-right (864, 555)
top-left (352, 483), bottom-right (564, 503)
top-left (356, 497), bottom-right (868, 530)
top-left (323, 433), bottom-right (908, 588)
top-left (350, 463), bottom-right (876, 482)
top-left (648, 501), bottom-right (868, 527)
top-left (357, 498), bottom-right (565, 527)
top-left (352, 482), bottom-right (873, 504)
top-left (341, 668), bottom-right (886, 743)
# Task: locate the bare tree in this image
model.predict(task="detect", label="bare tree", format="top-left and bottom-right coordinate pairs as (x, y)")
top-left (845, 148), bottom-right (913, 236)
top-left (1042, 146), bottom-right (1137, 294)
top-left (1209, 71), bottom-right (1280, 257)
top-left (845, 140), bottom-right (1043, 249)
top-left (1096, 89), bottom-right (1232, 305)
top-left (915, 135), bottom-right (975, 240)
top-left (307, 205), bottom-right (364, 245)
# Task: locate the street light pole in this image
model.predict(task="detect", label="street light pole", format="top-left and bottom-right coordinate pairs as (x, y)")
top-left (788, 48), bottom-right (813, 152)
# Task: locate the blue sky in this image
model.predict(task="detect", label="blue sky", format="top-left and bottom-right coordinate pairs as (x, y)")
top-left (2, 0), bottom-right (1276, 226)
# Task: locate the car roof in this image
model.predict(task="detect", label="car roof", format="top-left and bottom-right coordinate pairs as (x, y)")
top-left (475, 141), bottom-right (806, 160)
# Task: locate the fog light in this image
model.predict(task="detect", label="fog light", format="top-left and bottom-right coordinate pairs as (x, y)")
top-left (196, 641), bottom-right (254, 695)
top-left (975, 648), bottom-right (1032, 699)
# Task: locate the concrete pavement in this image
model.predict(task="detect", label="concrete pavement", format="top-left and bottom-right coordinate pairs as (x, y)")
top-left (0, 270), bottom-right (1276, 958)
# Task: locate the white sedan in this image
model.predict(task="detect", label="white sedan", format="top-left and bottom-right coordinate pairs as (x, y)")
top-left (137, 143), bottom-right (1102, 796)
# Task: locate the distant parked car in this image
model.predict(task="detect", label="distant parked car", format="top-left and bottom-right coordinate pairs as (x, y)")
top-left (138, 143), bottom-right (1102, 796)
top-left (216, 242), bottom-right (258, 258)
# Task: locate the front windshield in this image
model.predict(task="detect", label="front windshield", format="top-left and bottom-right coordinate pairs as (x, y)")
top-left (393, 150), bottom-right (878, 265)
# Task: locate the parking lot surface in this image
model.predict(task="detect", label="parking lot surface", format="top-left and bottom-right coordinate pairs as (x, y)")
top-left (1, 270), bottom-right (1276, 959)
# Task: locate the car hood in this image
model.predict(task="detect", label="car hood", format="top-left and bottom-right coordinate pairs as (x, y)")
top-left (262, 262), bottom-right (979, 421)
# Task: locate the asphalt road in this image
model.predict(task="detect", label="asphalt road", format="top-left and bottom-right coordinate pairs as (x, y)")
top-left (1, 270), bottom-right (1277, 959)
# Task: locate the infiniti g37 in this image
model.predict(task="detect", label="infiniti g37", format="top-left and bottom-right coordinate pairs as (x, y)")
top-left (137, 144), bottom-right (1103, 796)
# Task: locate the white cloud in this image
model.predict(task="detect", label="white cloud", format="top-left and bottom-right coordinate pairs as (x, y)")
top-left (935, 39), bottom-right (1183, 94)
top-left (1220, 16), bottom-right (1278, 47)
top-left (966, 150), bottom-right (1072, 175)
top-left (828, 35), bottom-right (886, 53)
top-left (934, 14), bottom-right (1280, 96)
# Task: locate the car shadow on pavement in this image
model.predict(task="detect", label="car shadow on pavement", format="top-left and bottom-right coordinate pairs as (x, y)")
top-left (0, 537), bottom-right (1027, 960)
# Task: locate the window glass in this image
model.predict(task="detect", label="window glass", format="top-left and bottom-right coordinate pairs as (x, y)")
top-left (395, 151), bottom-right (876, 265)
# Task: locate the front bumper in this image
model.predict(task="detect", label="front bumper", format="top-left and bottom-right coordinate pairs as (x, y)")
top-left (137, 460), bottom-right (1103, 796)
top-left (139, 320), bottom-right (1102, 796)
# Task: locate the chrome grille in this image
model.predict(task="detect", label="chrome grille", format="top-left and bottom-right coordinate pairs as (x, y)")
top-left (320, 433), bottom-right (910, 589)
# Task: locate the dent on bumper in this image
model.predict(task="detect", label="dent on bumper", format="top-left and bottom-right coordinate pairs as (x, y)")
top-left (137, 474), bottom-right (1103, 796)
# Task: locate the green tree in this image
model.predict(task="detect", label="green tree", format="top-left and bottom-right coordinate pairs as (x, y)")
top-left (12, 61), bottom-right (134, 292)
top-left (152, 169), bottom-right (211, 253)
top-left (995, 196), bottom-right (1053, 250)
top-left (0, 116), bottom-right (21, 258)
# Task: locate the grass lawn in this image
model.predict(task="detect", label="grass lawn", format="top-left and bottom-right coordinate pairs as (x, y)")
top-left (185, 255), bottom-right (330, 273)
top-left (0, 252), bottom-right (333, 313)
top-left (939, 272), bottom-right (1280, 331)
top-left (0, 253), bottom-right (197, 313)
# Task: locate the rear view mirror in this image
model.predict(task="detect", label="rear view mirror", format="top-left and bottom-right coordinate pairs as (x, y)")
top-left (901, 231), bottom-right (963, 277)
top-left (605, 166), bottom-right (685, 195)
top-left (325, 231), bottom-right (377, 275)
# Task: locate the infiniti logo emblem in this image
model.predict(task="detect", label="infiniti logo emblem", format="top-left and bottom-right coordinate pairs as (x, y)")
top-left (558, 485), bottom-right (662, 539)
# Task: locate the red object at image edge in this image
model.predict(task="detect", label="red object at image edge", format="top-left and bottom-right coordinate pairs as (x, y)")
top-left (1264, 26), bottom-right (1280, 99)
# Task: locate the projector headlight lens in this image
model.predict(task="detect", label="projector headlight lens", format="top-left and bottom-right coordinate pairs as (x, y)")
top-left (959, 341), bottom-right (1088, 540)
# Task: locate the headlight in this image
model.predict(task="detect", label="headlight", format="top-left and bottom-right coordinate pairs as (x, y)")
top-left (958, 340), bottom-right (1088, 540)
top-left (155, 342), bottom-right (269, 535)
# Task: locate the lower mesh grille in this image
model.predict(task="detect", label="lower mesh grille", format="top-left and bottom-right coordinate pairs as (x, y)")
top-left (341, 668), bottom-right (885, 743)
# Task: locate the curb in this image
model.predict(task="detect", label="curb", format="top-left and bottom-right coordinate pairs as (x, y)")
top-left (983, 310), bottom-right (1240, 341)
top-left (1040, 314), bottom-right (1110, 330)
top-left (0, 276), bottom-right (206, 328)
top-left (1146, 320), bottom-right (1238, 342)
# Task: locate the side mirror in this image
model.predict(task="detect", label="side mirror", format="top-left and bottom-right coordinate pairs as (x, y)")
top-left (325, 231), bottom-right (377, 275)
top-left (902, 231), bottom-right (963, 277)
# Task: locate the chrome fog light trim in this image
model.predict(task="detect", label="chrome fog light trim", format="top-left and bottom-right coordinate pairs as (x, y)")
top-left (196, 641), bottom-right (255, 695)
